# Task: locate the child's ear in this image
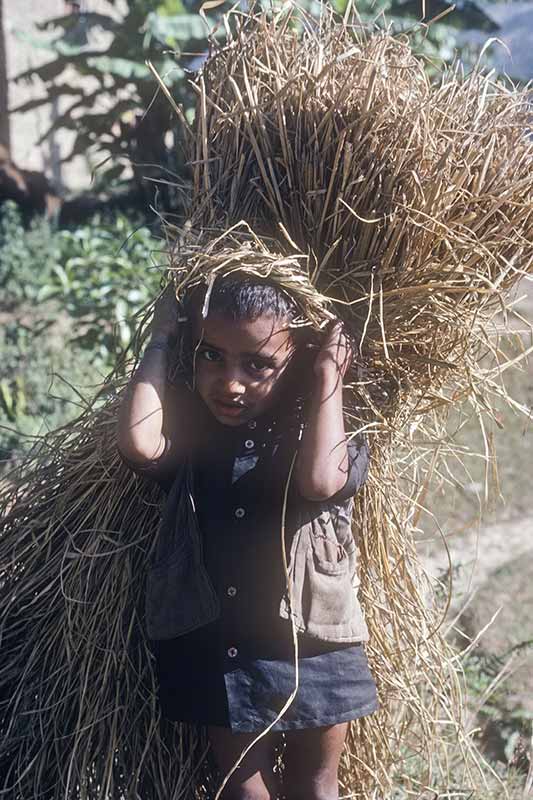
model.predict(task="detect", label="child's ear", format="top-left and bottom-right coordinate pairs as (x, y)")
top-left (285, 337), bottom-right (316, 401)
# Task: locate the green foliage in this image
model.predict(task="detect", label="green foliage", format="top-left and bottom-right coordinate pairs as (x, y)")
top-left (0, 202), bottom-right (63, 306)
top-left (46, 217), bottom-right (162, 357)
top-left (341, 0), bottom-right (460, 67)
top-left (463, 650), bottom-right (533, 771)
top-left (0, 202), bottom-right (162, 466)
top-left (0, 318), bottom-right (103, 466)
top-left (157, 0), bottom-right (187, 15)
top-left (0, 202), bottom-right (161, 356)
top-left (10, 1), bottom-right (224, 196)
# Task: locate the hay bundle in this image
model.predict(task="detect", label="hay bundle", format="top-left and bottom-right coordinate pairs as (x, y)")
top-left (2, 3), bottom-right (533, 798)
top-left (173, 5), bottom-right (532, 418)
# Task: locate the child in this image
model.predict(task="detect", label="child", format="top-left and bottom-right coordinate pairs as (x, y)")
top-left (117, 274), bottom-right (378, 800)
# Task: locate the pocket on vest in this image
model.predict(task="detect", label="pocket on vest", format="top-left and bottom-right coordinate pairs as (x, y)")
top-left (306, 539), bottom-right (354, 625)
top-left (312, 542), bottom-right (351, 576)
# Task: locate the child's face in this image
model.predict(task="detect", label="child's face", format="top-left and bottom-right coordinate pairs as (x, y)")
top-left (192, 311), bottom-right (296, 426)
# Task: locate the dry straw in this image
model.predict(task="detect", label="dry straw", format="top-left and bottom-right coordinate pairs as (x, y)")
top-left (2, 2), bottom-right (533, 798)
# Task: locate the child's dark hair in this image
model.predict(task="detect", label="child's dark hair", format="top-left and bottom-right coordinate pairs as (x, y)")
top-left (185, 273), bottom-right (299, 323)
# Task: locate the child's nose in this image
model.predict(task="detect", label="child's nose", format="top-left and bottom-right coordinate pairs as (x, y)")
top-left (221, 369), bottom-right (246, 395)
top-left (225, 377), bottom-right (246, 395)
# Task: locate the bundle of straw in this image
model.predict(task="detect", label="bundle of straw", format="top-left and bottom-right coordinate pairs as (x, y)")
top-left (2, 3), bottom-right (532, 798)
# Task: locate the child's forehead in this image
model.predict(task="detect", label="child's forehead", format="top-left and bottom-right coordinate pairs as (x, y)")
top-left (194, 311), bottom-right (294, 355)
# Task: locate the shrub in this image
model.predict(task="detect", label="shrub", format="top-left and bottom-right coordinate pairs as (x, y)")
top-left (0, 203), bottom-right (162, 467)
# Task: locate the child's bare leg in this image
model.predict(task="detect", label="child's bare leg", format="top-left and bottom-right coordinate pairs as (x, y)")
top-left (282, 722), bottom-right (348, 800)
top-left (208, 725), bottom-right (281, 800)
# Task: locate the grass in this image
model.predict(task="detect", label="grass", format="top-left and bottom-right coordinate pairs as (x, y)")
top-left (422, 331), bottom-right (533, 534)
top-left (415, 297), bottom-right (533, 798)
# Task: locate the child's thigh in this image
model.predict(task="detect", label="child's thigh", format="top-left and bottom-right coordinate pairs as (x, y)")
top-left (208, 725), bottom-right (281, 800)
top-left (282, 723), bottom-right (348, 800)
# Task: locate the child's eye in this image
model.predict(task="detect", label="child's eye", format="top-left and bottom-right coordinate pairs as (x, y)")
top-left (199, 348), bottom-right (221, 363)
top-left (247, 359), bottom-right (275, 373)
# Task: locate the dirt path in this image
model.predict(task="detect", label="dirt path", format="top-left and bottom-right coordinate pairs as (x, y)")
top-left (420, 515), bottom-right (533, 607)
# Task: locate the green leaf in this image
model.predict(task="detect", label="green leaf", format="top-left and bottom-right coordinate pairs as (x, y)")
top-left (15, 377), bottom-right (27, 417)
top-left (0, 380), bottom-right (16, 422)
top-left (87, 56), bottom-right (152, 80)
top-left (145, 11), bottom-right (211, 45)
top-left (35, 285), bottom-right (60, 303)
top-left (157, 0), bottom-right (187, 15)
top-left (52, 263), bottom-right (71, 293)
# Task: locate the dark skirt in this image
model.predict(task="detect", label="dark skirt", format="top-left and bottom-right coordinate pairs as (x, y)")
top-left (152, 623), bottom-right (378, 733)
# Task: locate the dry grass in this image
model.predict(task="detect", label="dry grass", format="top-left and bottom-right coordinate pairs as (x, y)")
top-left (1, 2), bottom-right (533, 798)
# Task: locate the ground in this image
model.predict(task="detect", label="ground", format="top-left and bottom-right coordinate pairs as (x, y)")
top-left (418, 276), bottom-right (533, 791)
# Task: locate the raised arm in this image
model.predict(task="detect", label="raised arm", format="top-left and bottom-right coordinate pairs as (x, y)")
top-left (295, 322), bottom-right (361, 501)
top-left (117, 286), bottom-right (181, 466)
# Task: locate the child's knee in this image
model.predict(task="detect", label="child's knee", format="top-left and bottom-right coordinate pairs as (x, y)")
top-left (290, 788), bottom-right (338, 800)
top-left (221, 787), bottom-right (273, 800)
top-left (284, 772), bottom-right (339, 800)
top-left (216, 768), bottom-right (277, 800)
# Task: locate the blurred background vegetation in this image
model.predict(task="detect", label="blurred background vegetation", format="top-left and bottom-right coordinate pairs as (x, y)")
top-left (0, 0), bottom-right (532, 793)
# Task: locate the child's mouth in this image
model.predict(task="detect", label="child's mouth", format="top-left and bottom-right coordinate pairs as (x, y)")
top-left (212, 398), bottom-right (248, 418)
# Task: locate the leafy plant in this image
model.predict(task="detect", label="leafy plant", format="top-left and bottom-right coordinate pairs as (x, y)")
top-left (0, 317), bottom-right (104, 467)
top-left (0, 201), bottom-right (161, 355)
top-left (0, 202), bottom-right (163, 466)
top-left (463, 650), bottom-right (533, 771)
top-left (49, 215), bottom-right (162, 358)
top-left (0, 201), bottom-right (62, 306)
top-left (10, 1), bottom-right (224, 204)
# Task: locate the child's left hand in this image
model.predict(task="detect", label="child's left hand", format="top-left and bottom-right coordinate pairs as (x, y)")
top-left (313, 321), bottom-right (353, 381)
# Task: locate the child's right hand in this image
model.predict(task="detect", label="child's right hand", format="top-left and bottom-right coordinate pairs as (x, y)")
top-left (151, 284), bottom-right (180, 341)
top-left (313, 321), bottom-right (353, 382)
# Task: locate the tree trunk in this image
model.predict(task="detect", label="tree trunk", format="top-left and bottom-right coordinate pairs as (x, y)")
top-left (0, 0), bottom-right (10, 152)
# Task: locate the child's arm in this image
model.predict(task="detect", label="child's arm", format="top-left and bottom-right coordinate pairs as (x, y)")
top-left (295, 322), bottom-right (365, 501)
top-left (117, 287), bottom-right (184, 468)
